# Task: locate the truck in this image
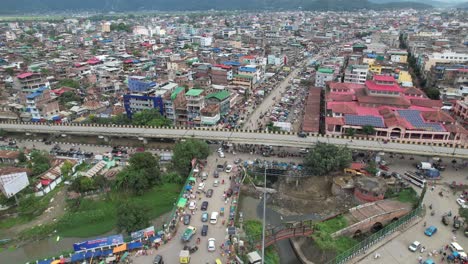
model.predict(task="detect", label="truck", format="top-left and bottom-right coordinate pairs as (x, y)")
top-left (417, 162), bottom-right (432, 170)
top-left (179, 250), bottom-right (190, 264)
top-left (181, 226), bottom-right (197, 242)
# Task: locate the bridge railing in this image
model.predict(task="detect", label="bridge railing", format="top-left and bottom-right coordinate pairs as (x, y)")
top-left (327, 205), bottom-right (422, 264)
top-left (1, 121), bottom-right (467, 150)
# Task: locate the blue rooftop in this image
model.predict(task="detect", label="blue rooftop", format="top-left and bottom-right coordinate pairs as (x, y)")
top-left (344, 115), bottom-right (385, 128)
top-left (222, 61), bottom-right (241, 66)
top-left (27, 86), bottom-right (48, 99)
top-left (239, 67), bottom-right (256, 73)
top-left (397, 110), bottom-right (445, 132)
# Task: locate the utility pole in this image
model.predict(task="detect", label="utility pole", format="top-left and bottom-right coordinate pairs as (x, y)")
top-left (261, 161), bottom-right (267, 264)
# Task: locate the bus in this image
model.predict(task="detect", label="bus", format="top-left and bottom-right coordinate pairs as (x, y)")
top-left (404, 171), bottom-right (426, 188)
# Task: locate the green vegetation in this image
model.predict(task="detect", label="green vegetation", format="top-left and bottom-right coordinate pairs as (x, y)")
top-left (304, 142), bottom-right (352, 176)
top-left (59, 91), bottom-right (81, 105)
top-left (361, 125), bottom-right (376, 136)
top-left (265, 246), bottom-right (280, 264)
top-left (110, 22), bottom-right (132, 32)
top-left (172, 139), bottom-right (210, 175)
top-left (19, 183), bottom-right (180, 238)
top-left (57, 78), bottom-right (80, 89)
top-left (459, 208), bottom-right (468, 221)
top-left (132, 109), bottom-right (172, 127)
top-left (244, 219), bottom-right (262, 238)
top-left (312, 216), bottom-right (358, 254)
top-left (115, 152), bottom-right (161, 195)
top-left (28, 150), bottom-right (51, 176)
top-left (116, 201), bottom-right (150, 235)
top-left (385, 188), bottom-right (419, 206)
top-left (364, 161), bottom-right (378, 176)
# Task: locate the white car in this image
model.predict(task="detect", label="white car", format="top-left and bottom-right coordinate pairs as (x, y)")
top-left (408, 241), bottom-right (421, 252)
top-left (208, 238), bottom-right (216, 252)
top-left (198, 182), bottom-right (205, 191)
top-left (213, 180), bottom-right (220, 187)
top-left (188, 201), bottom-right (197, 210)
top-left (225, 165), bottom-right (233, 173)
top-left (217, 148), bottom-right (223, 153)
top-left (218, 152), bottom-right (225, 158)
top-left (456, 198), bottom-right (468, 209)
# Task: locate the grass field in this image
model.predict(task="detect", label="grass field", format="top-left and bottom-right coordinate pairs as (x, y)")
top-left (18, 183), bottom-right (181, 239)
top-left (312, 216), bottom-right (358, 254)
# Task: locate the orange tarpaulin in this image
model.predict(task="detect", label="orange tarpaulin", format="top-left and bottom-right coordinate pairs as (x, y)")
top-left (113, 243), bottom-right (127, 253)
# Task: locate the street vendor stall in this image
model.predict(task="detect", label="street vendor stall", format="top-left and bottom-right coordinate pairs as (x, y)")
top-left (177, 198), bottom-right (188, 208)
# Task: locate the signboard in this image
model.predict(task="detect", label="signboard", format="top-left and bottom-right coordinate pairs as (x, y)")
top-left (131, 226), bottom-right (155, 240)
top-left (0, 172), bottom-right (29, 198)
top-left (73, 235), bottom-right (124, 252)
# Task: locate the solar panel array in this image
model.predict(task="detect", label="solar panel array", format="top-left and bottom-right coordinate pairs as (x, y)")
top-left (344, 115), bottom-right (385, 127)
top-left (397, 110), bottom-right (445, 132)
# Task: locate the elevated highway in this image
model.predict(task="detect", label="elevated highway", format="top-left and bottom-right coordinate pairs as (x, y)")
top-left (1, 122), bottom-right (467, 158)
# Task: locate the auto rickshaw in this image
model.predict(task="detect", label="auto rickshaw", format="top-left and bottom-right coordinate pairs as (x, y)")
top-left (220, 207), bottom-right (224, 216)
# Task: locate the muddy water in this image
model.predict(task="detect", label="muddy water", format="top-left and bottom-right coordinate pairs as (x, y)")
top-left (0, 211), bottom-right (172, 264)
top-left (239, 196), bottom-right (302, 264)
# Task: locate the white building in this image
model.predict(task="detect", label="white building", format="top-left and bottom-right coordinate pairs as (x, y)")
top-left (315, 68), bottom-right (335, 88)
top-left (200, 37), bottom-right (212, 47)
top-left (344, 64), bottom-right (369, 85)
top-left (424, 52), bottom-right (468, 72)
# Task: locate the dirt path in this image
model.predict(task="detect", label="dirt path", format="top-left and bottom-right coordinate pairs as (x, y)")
top-left (3, 187), bottom-right (68, 237)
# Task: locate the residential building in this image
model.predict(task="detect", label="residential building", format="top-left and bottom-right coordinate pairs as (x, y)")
top-left (387, 50), bottom-right (408, 64)
top-left (25, 86), bottom-right (60, 121)
top-left (16, 72), bottom-right (50, 94)
top-left (232, 74), bottom-right (254, 90)
top-left (205, 90), bottom-right (231, 116)
top-left (453, 98), bottom-right (468, 126)
top-left (423, 52), bottom-right (468, 72)
top-left (315, 68), bottom-right (335, 88)
top-left (344, 65), bottom-right (369, 84)
top-left (211, 64), bottom-right (233, 85)
top-left (185, 89), bottom-right (205, 127)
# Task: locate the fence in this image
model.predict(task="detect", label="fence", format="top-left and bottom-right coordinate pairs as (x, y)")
top-left (327, 205), bottom-right (422, 264)
top-left (164, 170), bottom-right (194, 234)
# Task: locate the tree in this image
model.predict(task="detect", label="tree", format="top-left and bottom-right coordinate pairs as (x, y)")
top-left (116, 201), bottom-right (150, 235)
top-left (361, 125), bottom-right (376, 137)
top-left (172, 139), bottom-right (210, 175)
top-left (115, 152), bottom-right (161, 194)
top-left (5, 68), bottom-right (14, 76)
top-left (57, 79), bottom-right (80, 89)
top-left (28, 150), bottom-right (51, 176)
top-left (365, 161), bottom-right (378, 176)
top-left (17, 151), bottom-right (27, 163)
top-left (345, 128), bottom-right (356, 137)
top-left (425, 88), bottom-right (440, 100)
top-left (132, 109), bottom-right (171, 127)
top-left (60, 160), bottom-right (74, 179)
top-left (18, 195), bottom-right (41, 217)
top-left (304, 142), bottom-right (352, 176)
top-left (59, 91), bottom-right (81, 105)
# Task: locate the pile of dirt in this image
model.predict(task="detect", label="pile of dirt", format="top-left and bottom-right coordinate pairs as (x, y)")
top-left (270, 176), bottom-right (358, 216)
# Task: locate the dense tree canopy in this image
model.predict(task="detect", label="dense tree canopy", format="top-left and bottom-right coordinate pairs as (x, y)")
top-left (172, 139), bottom-right (210, 175)
top-left (57, 78), bottom-right (80, 89)
top-left (28, 150), bottom-right (51, 176)
top-left (304, 142), bottom-right (352, 176)
top-left (116, 201), bottom-right (150, 235)
top-left (132, 109), bottom-right (172, 127)
top-left (115, 152), bottom-right (161, 194)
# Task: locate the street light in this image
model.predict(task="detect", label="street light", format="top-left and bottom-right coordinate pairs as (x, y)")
top-left (261, 161), bottom-right (267, 264)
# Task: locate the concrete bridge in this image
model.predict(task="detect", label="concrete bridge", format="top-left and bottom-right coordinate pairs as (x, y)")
top-left (1, 122), bottom-right (468, 158)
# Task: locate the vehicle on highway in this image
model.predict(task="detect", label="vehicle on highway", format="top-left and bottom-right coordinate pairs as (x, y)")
top-left (206, 189), bottom-right (213, 198)
top-left (201, 201), bottom-right (208, 211)
top-left (188, 201), bottom-right (197, 210)
top-left (201, 224), bottom-right (208, 236)
top-left (408, 241), bottom-right (421, 252)
top-left (201, 212), bottom-right (209, 222)
top-left (198, 182), bottom-right (205, 191)
top-left (183, 214), bottom-right (191, 225)
top-left (299, 148), bottom-right (309, 154)
top-left (213, 180), bottom-right (219, 187)
top-left (210, 212), bottom-right (219, 224)
top-left (153, 255), bottom-right (164, 264)
top-left (181, 226), bottom-right (197, 242)
top-left (208, 238), bottom-right (216, 252)
top-left (298, 132), bottom-right (308, 138)
top-left (179, 250), bottom-right (190, 264)
top-left (424, 225), bottom-right (437, 236)
top-left (225, 164), bottom-right (233, 173)
top-left (456, 198), bottom-right (468, 209)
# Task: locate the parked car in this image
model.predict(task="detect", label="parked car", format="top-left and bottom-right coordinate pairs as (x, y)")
top-left (225, 165), bottom-right (233, 173)
top-left (201, 201), bottom-right (208, 211)
top-left (213, 171), bottom-right (219, 178)
top-left (153, 255), bottom-right (164, 264)
top-left (213, 180), bottom-right (220, 187)
top-left (183, 214), bottom-right (191, 225)
top-left (456, 198), bottom-right (468, 209)
top-left (218, 152), bottom-right (225, 158)
top-left (181, 226), bottom-right (196, 242)
top-left (206, 189), bottom-right (213, 198)
top-left (198, 182), bottom-right (205, 191)
top-left (189, 201), bottom-right (197, 210)
top-left (201, 225), bottom-right (208, 236)
top-left (208, 238), bottom-right (216, 252)
top-left (201, 212), bottom-right (209, 222)
top-left (234, 158), bottom-right (242, 164)
top-left (424, 226), bottom-right (437, 236)
top-left (408, 241), bottom-right (421, 252)
top-left (210, 212), bottom-right (218, 224)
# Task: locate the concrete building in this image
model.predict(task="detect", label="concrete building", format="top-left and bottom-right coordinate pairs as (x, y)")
top-left (344, 65), bottom-right (369, 85)
top-left (16, 72), bottom-right (50, 94)
top-left (25, 86), bottom-right (60, 121)
top-left (211, 64), bottom-right (233, 85)
top-left (102, 22), bottom-right (111, 33)
top-left (315, 67), bottom-right (335, 88)
top-left (185, 89), bottom-right (205, 127)
top-left (205, 90), bottom-right (231, 116)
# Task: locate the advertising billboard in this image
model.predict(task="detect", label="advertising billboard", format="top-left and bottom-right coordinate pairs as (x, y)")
top-left (0, 172), bottom-right (29, 198)
top-left (131, 226), bottom-right (155, 240)
top-left (73, 234), bottom-right (124, 251)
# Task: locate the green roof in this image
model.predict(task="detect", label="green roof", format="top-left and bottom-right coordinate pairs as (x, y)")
top-left (185, 89), bottom-right (204, 97)
top-left (318, 68), bottom-right (334, 74)
top-left (234, 74), bottom-right (254, 79)
top-left (206, 90), bottom-right (230, 101)
top-left (353, 43), bottom-right (367, 48)
top-left (171, 86), bottom-right (185, 100)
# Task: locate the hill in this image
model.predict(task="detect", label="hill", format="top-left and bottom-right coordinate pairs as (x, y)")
top-left (0, 0), bottom-right (433, 14)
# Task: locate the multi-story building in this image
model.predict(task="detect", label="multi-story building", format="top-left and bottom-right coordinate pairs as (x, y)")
top-left (211, 64), bottom-right (233, 85)
top-left (16, 72), bottom-right (50, 94)
top-left (233, 74), bottom-right (254, 90)
top-left (123, 78), bottom-right (170, 119)
top-left (344, 65), bottom-right (369, 85)
top-left (423, 52), bottom-right (468, 72)
top-left (205, 90), bottom-right (231, 116)
top-left (185, 89), bottom-right (205, 127)
top-left (387, 50), bottom-right (408, 64)
top-left (163, 86), bottom-right (186, 125)
top-left (25, 86), bottom-right (60, 121)
top-left (453, 98), bottom-right (468, 127)
top-left (315, 68), bottom-right (335, 88)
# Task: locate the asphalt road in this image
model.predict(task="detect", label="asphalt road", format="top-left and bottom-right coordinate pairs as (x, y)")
top-left (1, 123), bottom-right (467, 158)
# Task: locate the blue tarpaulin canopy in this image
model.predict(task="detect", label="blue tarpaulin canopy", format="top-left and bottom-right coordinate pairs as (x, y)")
top-left (128, 241), bottom-right (143, 250)
top-left (149, 235), bottom-right (162, 243)
top-left (185, 185), bottom-right (192, 190)
top-left (71, 252), bottom-right (86, 262)
top-left (37, 260), bottom-right (52, 264)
